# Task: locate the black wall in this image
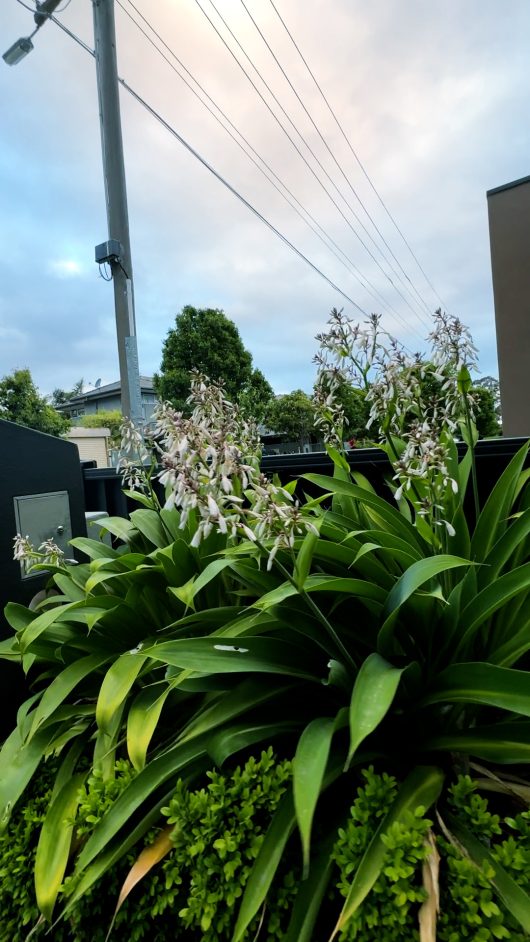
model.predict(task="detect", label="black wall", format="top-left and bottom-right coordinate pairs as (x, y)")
top-left (0, 420), bottom-right (86, 733)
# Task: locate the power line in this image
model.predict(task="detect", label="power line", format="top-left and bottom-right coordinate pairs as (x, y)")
top-left (14, 0), bottom-right (371, 316)
top-left (116, 0), bottom-right (388, 316)
top-left (267, 0), bottom-right (448, 312)
top-left (239, 0), bottom-right (434, 322)
top-left (193, 0), bottom-right (430, 331)
top-left (117, 0), bottom-right (424, 336)
top-left (14, 0), bottom-right (422, 351)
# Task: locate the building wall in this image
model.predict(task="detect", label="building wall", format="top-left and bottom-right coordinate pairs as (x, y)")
top-left (487, 176), bottom-right (530, 437)
top-left (65, 428), bottom-right (110, 468)
top-left (67, 391), bottom-right (157, 422)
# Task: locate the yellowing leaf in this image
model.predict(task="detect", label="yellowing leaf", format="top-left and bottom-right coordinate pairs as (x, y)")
top-left (114, 826), bottom-right (173, 917)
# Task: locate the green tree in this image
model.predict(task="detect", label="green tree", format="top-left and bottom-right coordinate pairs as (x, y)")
top-left (238, 368), bottom-right (274, 424)
top-left (154, 306), bottom-right (254, 410)
top-left (80, 410), bottom-right (123, 447)
top-left (0, 368), bottom-right (69, 436)
top-left (473, 386), bottom-right (501, 438)
top-left (265, 389), bottom-right (315, 447)
top-left (50, 379), bottom-right (84, 408)
top-left (334, 383), bottom-right (370, 442)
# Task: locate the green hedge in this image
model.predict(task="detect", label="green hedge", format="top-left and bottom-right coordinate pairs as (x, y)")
top-left (1, 755), bottom-right (529, 942)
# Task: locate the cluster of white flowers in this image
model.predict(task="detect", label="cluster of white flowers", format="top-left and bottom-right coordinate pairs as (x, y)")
top-left (117, 418), bottom-right (152, 492)
top-left (13, 534), bottom-right (65, 571)
top-left (154, 373), bottom-right (317, 565)
top-left (393, 420), bottom-right (459, 535)
top-left (428, 308), bottom-right (479, 429)
top-left (313, 308), bottom-right (377, 446)
top-left (312, 306), bottom-right (479, 537)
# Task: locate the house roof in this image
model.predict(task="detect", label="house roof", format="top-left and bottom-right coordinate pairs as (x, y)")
top-left (59, 377), bottom-right (154, 408)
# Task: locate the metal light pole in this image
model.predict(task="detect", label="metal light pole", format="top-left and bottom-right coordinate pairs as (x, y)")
top-left (92, 0), bottom-right (143, 426)
top-left (3, 0), bottom-right (144, 426)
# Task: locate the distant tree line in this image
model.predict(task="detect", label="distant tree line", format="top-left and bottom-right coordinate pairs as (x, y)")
top-left (0, 307), bottom-right (501, 444)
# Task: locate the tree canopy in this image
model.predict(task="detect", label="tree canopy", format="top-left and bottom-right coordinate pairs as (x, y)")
top-left (50, 379), bottom-right (84, 409)
top-left (80, 409), bottom-right (123, 447)
top-left (154, 306), bottom-right (259, 411)
top-left (264, 389), bottom-right (315, 444)
top-left (0, 369), bottom-right (69, 436)
top-left (238, 368), bottom-right (274, 425)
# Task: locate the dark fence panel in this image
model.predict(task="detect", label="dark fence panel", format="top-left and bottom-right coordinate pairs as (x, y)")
top-left (83, 438), bottom-right (529, 517)
top-left (0, 420), bottom-right (86, 736)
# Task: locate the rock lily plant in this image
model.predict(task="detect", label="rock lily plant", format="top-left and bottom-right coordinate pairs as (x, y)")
top-left (1, 309), bottom-right (530, 939)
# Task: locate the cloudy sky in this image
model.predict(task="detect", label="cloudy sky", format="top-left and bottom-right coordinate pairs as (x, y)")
top-left (1, 0), bottom-right (528, 398)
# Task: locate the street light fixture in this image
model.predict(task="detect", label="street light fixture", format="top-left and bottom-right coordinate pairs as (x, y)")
top-left (3, 37), bottom-right (35, 66)
top-left (2, 1), bottom-right (62, 65)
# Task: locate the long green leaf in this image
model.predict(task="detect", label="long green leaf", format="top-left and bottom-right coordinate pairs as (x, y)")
top-left (303, 473), bottom-right (424, 550)
top-left (207, 720), bottom-right (298, 766)
top-left (232, 790), bottom-right (296, 942)
top-left (471, 440), bottom-right (529, 561)
top-left (347, 653), bottom-right (405, 768)
top-left (93, 516), bottom-right (136, 543)
top-left (127, 683), bottom-right (171, 771)
top-left (177, 677), bottom-right (293, 744)
top-left (456, 563), bottom-right (530, 657)
top-left (447, 814), bottom-right (530, 933)
top-left (28, 654), bottom-right (109, 741)
top-left (35, 773), bottom-right (85, 921)
top-left (96, 654), bottom-right (148, 733)
top-left (424, 662), bottom-right (530, 716)
top-left (382, 555), bottom-right (472, 624)
top-left (293, 716), bottom-right (335, 872)
top-left (69, 537), bottom-right (119, 561)
top-left (142, 636), bottom-right (322, 680)
top-left (169, 558), bottom-right (235, 608)
top-left (294, 529), bottom-right (319, 589)
top-left (130, 509), bottom-right (169, 548)
top-left (74, 734), bottom-right (209, 874)
top-left (330, 766), bottom-right (444, 940)
top-left (18, 600), bottom-right (86, 653)
top-left (491, 619), bottom-right (530, 667)
top-left (0, 723), bottom-right (61, 825)
top-left (255, 574), bottom-right (386, 611)
top-left (481, 508), bottom-right (530, 585)
top-left (4, 602), bottom-right (35, 632)
top-left (426, 723), bottom-right (530, 763)
top-left (284, 830), bottom-right (338, 942)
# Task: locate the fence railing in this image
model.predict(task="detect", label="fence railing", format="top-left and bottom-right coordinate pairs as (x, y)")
top-left (82, 437), bottom-right (529, 516)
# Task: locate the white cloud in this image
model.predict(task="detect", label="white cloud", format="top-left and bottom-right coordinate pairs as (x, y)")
top-left (47, 259), bottom-right (84, 279)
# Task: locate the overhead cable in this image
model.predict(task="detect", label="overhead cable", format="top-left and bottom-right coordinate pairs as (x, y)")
top-left (268, 0), bottom-right (448, 311)
top-left (15, 1), bottom-right (369, 315)
top-left (239, 0), bottom-right (433, 321)
top-left (194, 0), bottom-right (430, 330)
top-left (117, 0), bottom-right (423, 332)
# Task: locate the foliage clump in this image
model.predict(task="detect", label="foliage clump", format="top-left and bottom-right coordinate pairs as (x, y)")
top-left (154, 305), bottom-right (272, 416)
top-left (0, 751), bottom-right (295, 942)
top-left (333, 767), bottom-right (431, 941)
top-left (160, 747), bottom-right (294, 941)
top-left (333, 769), bottom-right (530, 942)
top-left (437, 776), bottom-right (530, 942)
top-left (0, 761), bottom-right (70, 942)
top-left (0, 367), bottom-right (69, 435)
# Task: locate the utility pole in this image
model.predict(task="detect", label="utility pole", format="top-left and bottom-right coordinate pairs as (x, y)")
top-left (92, 0), bottom-right (143, 426)
top-left (4, 0), bottom-right (143, 424)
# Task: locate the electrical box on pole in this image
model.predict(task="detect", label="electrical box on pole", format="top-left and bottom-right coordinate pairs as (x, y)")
top-left (92, 0), bottom-right (143, 427)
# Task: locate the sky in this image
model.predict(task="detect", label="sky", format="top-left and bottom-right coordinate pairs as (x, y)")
top-left (1, 0), bottom-right (528, 398)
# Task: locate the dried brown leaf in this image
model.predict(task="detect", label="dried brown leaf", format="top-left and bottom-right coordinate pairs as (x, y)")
top-left (418, 828), bottom-right (440, 942)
